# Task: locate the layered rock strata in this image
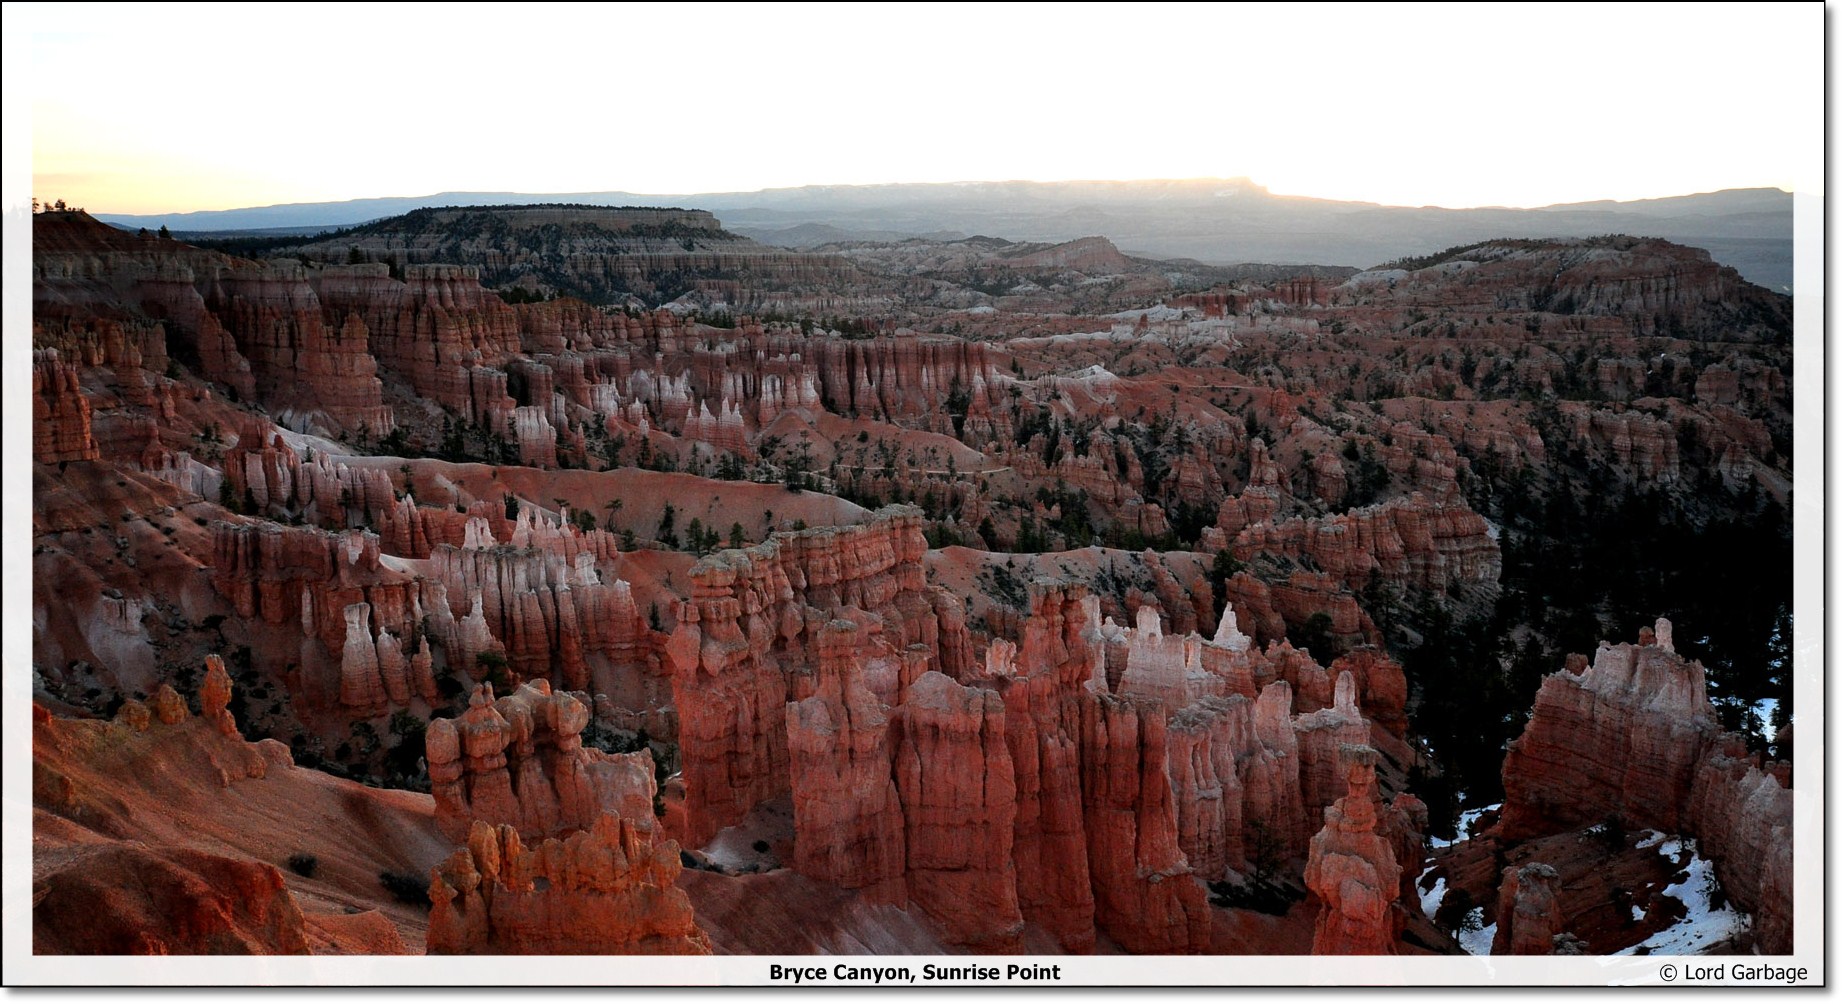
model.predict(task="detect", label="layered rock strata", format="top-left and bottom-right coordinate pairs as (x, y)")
top-left (1229, 493), bottom-right (1501, 594)
top-left (33, 349), bottom-right (101, 464)
top-left (1500, 619), bottom-right (1717, 837)
top-left (1078, 692), bottom-right (1213, 954)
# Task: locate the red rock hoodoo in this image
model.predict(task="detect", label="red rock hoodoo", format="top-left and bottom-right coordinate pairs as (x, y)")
top-left (1304, 744), bottom-right (1401, 955)
top-left (425, 680), bottom-right (658, 843)
top-left (427, 815), bottom-right (711, 955)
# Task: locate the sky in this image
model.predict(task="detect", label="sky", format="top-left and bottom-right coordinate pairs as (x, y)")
top-left (13, 1), bottom-right (1827, 215)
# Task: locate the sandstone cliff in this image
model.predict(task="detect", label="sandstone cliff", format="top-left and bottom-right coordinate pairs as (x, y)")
top-left (1500, 620), bottom-right (1717, 838)
top-left (666, 508), bottom-right (936, 845)
top-left (785, 620), bottom-right (908, 903)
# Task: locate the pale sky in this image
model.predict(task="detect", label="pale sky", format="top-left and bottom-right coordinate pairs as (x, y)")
top-left (15, 1), bottom-right (1827, 215)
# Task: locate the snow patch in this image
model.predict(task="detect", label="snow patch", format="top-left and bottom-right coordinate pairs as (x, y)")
top-left (1458, 909), bottom-right (1496, 956)
top-left (1418, 870), bottom-right (1448, 919)
top-left (1617, 836), bottom-right (1749, 956)
top-left (1429, 802), bottom-right (1500, 849)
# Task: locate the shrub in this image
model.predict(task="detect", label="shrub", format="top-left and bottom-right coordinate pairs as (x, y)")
top-left (1206, 874), bottom-right (1300, 916)
top-left (1591, 812), bottom-right (1626, 851)
top-left (379, 870), bottom-right (430, 907)
top-left (286, 853), bottom-right (319, 878)
top-left (1702, 866), bottom-right (1728, 911)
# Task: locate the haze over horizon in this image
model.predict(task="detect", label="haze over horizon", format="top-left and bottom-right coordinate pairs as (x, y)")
top-left (59, 177), bottom-right (1801, 220)
top-left (15, 2), bottom-right (1822, 216)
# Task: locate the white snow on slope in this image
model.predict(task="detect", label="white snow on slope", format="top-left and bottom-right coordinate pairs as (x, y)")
top-left (1459, 909), bottom-right (1496, 956)
top-left (1429, 802), bottom-right (1500, 849)
top-left (1419, 870), bottom-right (1448, 919)
top-left (1617, 836), bottom-right (1748, 955)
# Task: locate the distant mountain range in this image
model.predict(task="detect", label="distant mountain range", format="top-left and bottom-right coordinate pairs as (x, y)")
top-left (95, 178), bottom-right (1795, 291)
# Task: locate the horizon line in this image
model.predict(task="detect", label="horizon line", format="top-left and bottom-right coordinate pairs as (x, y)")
top-left (61, 178), bottom-right (1801, 222)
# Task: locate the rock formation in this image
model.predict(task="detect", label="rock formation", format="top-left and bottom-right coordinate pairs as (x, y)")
top-left (1327, 647), bottom-right (1410, 742)
top-left (313, 262), bottom-right (523, 420)
top-left (1166, 684), bottom-right (1314, 879)
top-left (200, 653), bottom-right (238, 736)
top-left (1500, 619), bottom-right (1794, 954)
top-left (1304, 744), bottom-right (1400, 955)
top-left (1293, 673), bottom-right (1374, 818)
top-left (1079, 692), bottom-right (1212, 954)
top-left (206, 260), bottom-right (394, 436)
top-left (427, 815), bottom-right (710, 955)
top-left (993, 584), bottom-right (1103, 952)
top-left (1499, 619), bottom-right (1717, 838)
top-left (1113, 606), bottom-right (1222, 706)
top-left (1685, 737), bottom-right (1795, 955)
top-left (34, 844), bottom-right (310, 955)
top-left (33, 349), bottom-right (101, 464)
top-left (892, 671), bottom-right (1024, 951)
top-left (28, 659), bottom-right (353, 956)
top-left (222, 427), bottom-right (398, 526)
top-left (667, 507), bottom-right (936, 846)
top-left (425, 681), bottom-right (658, 843)
top-left (785, 620), bottom-right (908, 903)
top-left (1229, 493), bottom-right (1501, 595)
top-left (1491, 863), bottom-right (1563, 955)
top-left (425, 514), bottom-right (637, 689)
top-left (29, 205), bottom-right (1794, 959)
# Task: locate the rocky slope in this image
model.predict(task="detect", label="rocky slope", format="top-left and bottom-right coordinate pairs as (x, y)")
top-left (32, 661), bottom-right (445, 953)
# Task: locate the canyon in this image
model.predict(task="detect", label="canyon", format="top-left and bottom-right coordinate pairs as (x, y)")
top-left (30, 203), bottom-right (1794, 958)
